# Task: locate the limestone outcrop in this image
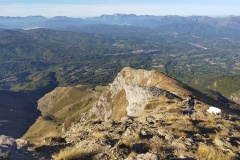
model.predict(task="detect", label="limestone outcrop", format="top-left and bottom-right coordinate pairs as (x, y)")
top-left (89, 67), bottom-right (187, 120)
top-left (19, 67), bottom-right (240, 160)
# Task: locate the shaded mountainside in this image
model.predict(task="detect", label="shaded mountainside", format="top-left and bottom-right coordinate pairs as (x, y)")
top-left (0, 74), bottom-right (58, 138)
top-left (0, 90), bottom-right (40, 138)
top-left (207, 75), bottom-right (240, 105)
top-left (15, 67), bottom-right (240, 160)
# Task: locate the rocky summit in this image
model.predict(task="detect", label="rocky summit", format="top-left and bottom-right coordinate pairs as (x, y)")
top-left (1, 67), bottom-right (240, 160)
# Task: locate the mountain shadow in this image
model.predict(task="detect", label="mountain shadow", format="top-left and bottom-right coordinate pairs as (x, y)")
top-left (0, 72), bottom-right (58, 138)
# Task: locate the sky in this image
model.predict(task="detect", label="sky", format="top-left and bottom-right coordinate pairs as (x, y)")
top-left (0, 0), bottom-right (240, 17)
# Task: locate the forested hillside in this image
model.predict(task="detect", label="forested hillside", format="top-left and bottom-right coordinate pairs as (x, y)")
top-left (0, 15), bottom-right (240, 106)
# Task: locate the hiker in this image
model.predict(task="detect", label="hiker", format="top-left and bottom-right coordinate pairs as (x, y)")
top-left (187, 95), bottom-right (196, 116)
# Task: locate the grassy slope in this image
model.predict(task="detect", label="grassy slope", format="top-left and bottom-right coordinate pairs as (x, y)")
top-left (22, 85), bottom-right (105, 143)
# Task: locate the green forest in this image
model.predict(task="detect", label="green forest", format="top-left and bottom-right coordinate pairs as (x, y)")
top-left (0, 23), bottom-right (240, 109)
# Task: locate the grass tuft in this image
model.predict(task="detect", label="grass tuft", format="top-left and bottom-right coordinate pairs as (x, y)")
top-left (122, 132), bottom-right (140, 148)
top-left (197, 144), bottom-right (235, 160)
top-left (92, 132), bottom-right (106, 139)
top-left (52, 144), bottom-right (99, 160)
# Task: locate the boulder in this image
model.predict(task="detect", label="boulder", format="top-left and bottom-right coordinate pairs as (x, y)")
top-left (136, 152), bottom-right (160, 160)
top-left (0, 135), bottom-right (32, 160)
top-left (0, 135), bottom-right (17, 159)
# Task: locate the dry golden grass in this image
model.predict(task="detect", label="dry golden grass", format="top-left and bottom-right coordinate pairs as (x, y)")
top-left (174, 130), bottom-right (187, 137)
top-left (217, 119), bottom-right (232, 128)
top-left (111, 89), bottom-right (128, 120)
top-left (22, 117), bottom-right (61, 144)
top-left (64, 116), bottom-right (74, 130)
top-left (122, 132), bottom-right (140, 148)
top-left (92, 131), bottom-right (106, 139)
top-left (144, 103), bottom-right (157, 110)
top-left (53, 88), bottom-right (100, 119)
top-left (158, 102), bottom-right (182, 114)
top-left (195, 103), bottom-right (209, 110)
top-left (166, 114), bottom-right (179, 122)
top-left (235, 117), bottom-right (240, 125)
top-left (52, 145), bottom-right (100, 160)
top-left (168, 115), bottom-right (194, 131)
top-left (127, 152), bottom-right (137, 158)
top-left (208, 134), bottom-right (216, 141)
top-left (204, 116), bottom-right (217, 127)
top-left (197, 144), bottom-right (235, 160)
top-left (181, 115), bottom-right (192, 121)
top-left (144, 98), bottom-right (164, 110)
top-left (23, 85), bottom-right (104, 144)
top-left (149, 137), bottom-right (164, 153)
top-left (216, 132), bottom-right (229, 138)
top-left (235, 131), bottom-right (240, 137)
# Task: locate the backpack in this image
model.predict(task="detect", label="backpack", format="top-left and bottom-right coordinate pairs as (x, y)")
top-left (188, 98), bottom-right (195, 106)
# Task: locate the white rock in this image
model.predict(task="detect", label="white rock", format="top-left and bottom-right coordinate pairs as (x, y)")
top-left (206, 106), bottom-right (221, 115)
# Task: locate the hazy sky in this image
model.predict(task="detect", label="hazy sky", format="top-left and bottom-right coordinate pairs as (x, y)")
top-left (0, 0), bottom-right (240, 17)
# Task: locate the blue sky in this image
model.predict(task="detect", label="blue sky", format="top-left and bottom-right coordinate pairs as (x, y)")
top-left (0, 0), bottom-right (240, 17)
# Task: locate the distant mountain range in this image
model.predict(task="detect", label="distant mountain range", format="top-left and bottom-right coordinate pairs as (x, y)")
top-left (1, 13), bottom-right (240, 141)
top-left (0, 14), bottom-right (240, 30)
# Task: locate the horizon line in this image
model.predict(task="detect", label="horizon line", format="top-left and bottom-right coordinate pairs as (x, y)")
top-left (0, 14), bottom-right (239, 19)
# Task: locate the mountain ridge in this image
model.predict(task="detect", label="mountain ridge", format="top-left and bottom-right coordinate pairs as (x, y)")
top-left (16, 67), bottom-right (239, 160)
top-left (23, 67), bottom-right (239, 135)
top-left (0, 14), bottom-right (240, 30)
top-left (1, 67), bottom-right (239, 159)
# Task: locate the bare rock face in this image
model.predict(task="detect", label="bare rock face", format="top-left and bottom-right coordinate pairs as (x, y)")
top-left (89, 67), bottom-right (187, 119)
top-left (124, 85), bottom-right (154, 116)
top-left (109, 67), bottom-right (186, 117)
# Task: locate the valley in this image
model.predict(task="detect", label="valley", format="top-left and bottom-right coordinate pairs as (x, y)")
top-left (0, 14), bottom-right (240, 159)
top-left (0, 90), bottom-right (40, 138)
